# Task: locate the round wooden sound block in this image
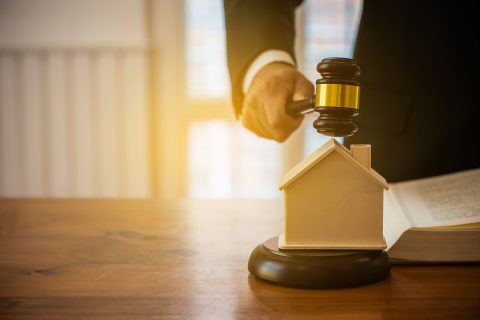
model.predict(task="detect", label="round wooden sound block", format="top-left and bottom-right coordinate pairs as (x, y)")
top-left (248, 236), bottom-right (390, 289)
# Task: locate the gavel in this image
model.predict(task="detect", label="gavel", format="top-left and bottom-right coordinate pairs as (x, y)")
top-left (286, 57), bottom-right (360, 137)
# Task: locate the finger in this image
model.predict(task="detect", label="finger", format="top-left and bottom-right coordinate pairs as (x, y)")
top-left (240, 107), bottom-right (273, 140)
top-left (264, 87), bottom-right (303, 142)
top-left (243, 86), bottom-right (280, 140)
top-left (292, 74), bottom-right (315, 101)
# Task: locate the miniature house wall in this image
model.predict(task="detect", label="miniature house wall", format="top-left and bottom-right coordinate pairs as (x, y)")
top-left (278, 139), bottom-right (389, 250)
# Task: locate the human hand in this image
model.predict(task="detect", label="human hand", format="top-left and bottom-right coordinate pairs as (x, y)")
top-left (240, 62), bottom-right (314, 142)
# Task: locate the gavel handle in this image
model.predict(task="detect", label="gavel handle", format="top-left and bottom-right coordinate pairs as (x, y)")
top-left (285, 95), bottom-right (316, 117)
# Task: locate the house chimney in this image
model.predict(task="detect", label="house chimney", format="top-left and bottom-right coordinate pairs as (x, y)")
top-left (350, 144), bottom-right (371, 169)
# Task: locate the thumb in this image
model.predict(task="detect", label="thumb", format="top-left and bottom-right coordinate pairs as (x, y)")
top-left (292, 74), bottom-right (314, 101)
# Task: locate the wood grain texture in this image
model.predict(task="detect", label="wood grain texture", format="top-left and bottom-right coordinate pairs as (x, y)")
top-left (0, 199), bottom-right (479, 319)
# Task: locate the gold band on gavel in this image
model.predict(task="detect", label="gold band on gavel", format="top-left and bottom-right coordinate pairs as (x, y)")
top-left (315, 83), bottom-right (360, 109)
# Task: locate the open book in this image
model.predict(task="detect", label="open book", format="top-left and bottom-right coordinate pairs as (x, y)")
top-left (384, 168), bottom-right (480, 263)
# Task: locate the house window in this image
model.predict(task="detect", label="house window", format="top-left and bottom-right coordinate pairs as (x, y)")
top-left (185, 0), bottom-right (281, 198)
top-left (185, 0), bottom-right (230, 98)
top-left (184, 0), bottom-right (362, 198)
top-left (188, 120), bottom-right (282, 198)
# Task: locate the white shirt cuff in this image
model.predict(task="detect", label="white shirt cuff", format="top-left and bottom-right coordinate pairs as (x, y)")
top-left (242, 50), bottom-right (296, 94)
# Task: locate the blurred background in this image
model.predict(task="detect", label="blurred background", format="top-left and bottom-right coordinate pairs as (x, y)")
top-left (0, 0), bottom-right (361, 199)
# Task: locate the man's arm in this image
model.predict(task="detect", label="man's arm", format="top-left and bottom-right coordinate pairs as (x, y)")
top-left (224, 0), bottom-right (313, 141)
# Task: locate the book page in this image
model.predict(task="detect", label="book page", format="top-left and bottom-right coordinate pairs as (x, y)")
top-left (383, 190), bottom-right (411, 250)
top-left (390, 168), bottom-right (480, 228)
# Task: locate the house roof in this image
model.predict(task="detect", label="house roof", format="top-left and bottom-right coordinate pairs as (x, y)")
top-left (279, 138), bottom-right (389, 190)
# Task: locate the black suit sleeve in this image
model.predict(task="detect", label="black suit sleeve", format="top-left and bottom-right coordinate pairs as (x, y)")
top-left (223, 0), bottom-right (302, 117)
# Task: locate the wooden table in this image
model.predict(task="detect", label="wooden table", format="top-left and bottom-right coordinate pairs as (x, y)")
top-left (0, 199), bottom-right (479, 319)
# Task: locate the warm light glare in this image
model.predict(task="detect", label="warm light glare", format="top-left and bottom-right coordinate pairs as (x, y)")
top-left (0, 0), bottom-right (361, 198)
top-left (188, 120), bottom-right (282, 198)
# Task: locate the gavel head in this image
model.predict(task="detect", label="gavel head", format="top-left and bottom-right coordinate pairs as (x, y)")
top-left (312, 57), bottom-right (360, 137)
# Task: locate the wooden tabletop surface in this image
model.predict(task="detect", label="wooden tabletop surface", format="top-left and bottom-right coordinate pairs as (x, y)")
top-left (0, 199), bottom-right (479, 319)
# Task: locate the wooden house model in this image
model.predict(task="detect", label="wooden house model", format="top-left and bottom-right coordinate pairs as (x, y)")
top-left (278, 138), bottom-right (389, 250)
